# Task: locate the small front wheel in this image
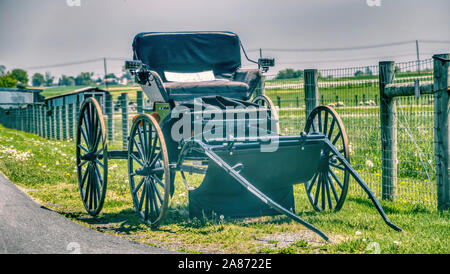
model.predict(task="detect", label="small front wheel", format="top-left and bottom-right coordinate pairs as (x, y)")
top-left (127, 114), bottom-right (171, 227)
top-left (252, 94), bottom-right (280, 134)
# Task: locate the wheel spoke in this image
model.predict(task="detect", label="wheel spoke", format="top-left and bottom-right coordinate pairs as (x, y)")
top-left (311, 120), bottom-right (317, 133)
top-left (80, 123), bottom-right (89, 147)
top-left (132, 136), bottom-right (145, 162)
top-left (83, 166), bottom-right (91, 203)
top-left (153, 180), bottom-right (164, 205)
top-left (92, 170), bottom-right (98, 210)
top-left (95, 159), bottom-right (104, 168)
top-left (151, 174), bottom-right (165, 188)
top-left (137, 124), bottom-right (147, 162)
top-left (86, 105), bottom-right (94, 146)
top-left (131, 152), bottom-right (144, 167)
top-left (329, 167), bottom-right (344, 189)
top-left (318, 110), bottom-right (322, 133)
top-left (149, 128), bottom-right (158, 163)
top-left (327, 118), bottom-right (336, 140)
top-left (149, 183), bottom-right (159, 218)
top-left (133, 178), bottom-right (145, 195)
top-left (332, 131), bottom-right (341, 145)
top-left (89, 167), bottom-right (94, 209)
top-left (149, 150), bottom-right (161, 168)
top-left (78, 160), bottom-right (88, 167)
top-left (80, 165), bottom-right (89, 189)
top-left (144, 183), bottom-right (150, 220)
top-left (330, 162), bottom-right (345, 170)
top-left (323, 112), bottom-right (328, 136)
top-left (78, 144), bottom-right (89, 153)
top-left (324, 172), bottom-right (333, 210)
top-left (142, 121), bottom-right (149, 162)
top-left (307, 173), bottom-right (318, 193)
top-left (327, 174), bottom-right (340, 203)
top-left (93, 124), bottom-right (102, 152)
top-left (93, 162), bottom-right (104, 188)
top-left (321, 173), bottom-right (325, 210)
top-left (313, 173), bottom-right (321, 207)
top-left (138, 179), bottom-right (146, 211)
top-left (83, 113), bottom-right (91, 144)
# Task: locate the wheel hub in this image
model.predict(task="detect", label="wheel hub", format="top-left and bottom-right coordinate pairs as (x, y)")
top-left (318, 150), bottom-right (330, 172)
top-left (80, 151), bottom-right (97, 161)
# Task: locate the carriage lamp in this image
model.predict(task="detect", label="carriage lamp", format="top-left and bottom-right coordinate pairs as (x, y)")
top-left (258, 58), bottom-right (275, 72)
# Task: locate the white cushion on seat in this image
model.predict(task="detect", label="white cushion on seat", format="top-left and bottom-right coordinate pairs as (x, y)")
top-left (164, 70), bottom-right (215, 82)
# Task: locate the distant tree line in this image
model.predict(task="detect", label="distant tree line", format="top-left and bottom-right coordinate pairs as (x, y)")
top-left (275, 68), bottom-right (304, 80)
top-left (0, 64), bottom-right (133, 88)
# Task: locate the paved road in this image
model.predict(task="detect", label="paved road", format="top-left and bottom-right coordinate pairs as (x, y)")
top-left (0, 173), bottom-right (175, 254)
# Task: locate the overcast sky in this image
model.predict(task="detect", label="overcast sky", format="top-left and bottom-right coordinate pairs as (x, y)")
top-left (0, 0), bottom-right (449, 80)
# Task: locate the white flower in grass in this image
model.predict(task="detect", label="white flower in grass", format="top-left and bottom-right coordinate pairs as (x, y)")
top-left (393, 241), bottom-right (401, 246)
top-left (355, 230), bottom-right (362, 236)
top-left (108, 164), bottom-right (118, 170)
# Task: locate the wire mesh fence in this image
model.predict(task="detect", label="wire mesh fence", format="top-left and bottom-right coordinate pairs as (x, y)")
top-left (0, 58), bottom-right (440, 208)
top-left (263, 59), bottom-right (437, 207)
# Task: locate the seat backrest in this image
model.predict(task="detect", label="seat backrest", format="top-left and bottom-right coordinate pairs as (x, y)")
top-left (132, 31), bottom-right (241, 82)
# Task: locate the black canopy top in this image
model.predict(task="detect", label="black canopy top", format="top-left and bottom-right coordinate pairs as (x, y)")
top-left (132, 31), bottom-right (241, 81)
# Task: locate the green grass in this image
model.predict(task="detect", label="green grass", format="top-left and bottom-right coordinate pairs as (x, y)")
top-left (0, 124), bottom-right (448, 254)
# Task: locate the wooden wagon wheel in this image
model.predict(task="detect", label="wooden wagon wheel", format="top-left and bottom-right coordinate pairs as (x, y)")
top-left (252, 94), bottom-right (280, 134)
top-left (127, 114), bottom-right (171, 227)
top-left (304, 106), bottom-right (350, 212)
top-left (76, 97), bottom-right (108, 216)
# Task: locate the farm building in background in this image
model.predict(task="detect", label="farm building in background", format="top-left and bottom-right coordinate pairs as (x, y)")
top-left (0, 88), bottom-right (44, 109)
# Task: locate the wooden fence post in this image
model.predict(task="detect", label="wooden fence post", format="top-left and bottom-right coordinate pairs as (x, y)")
top-left (68, 103), bottom-right (74, 140)
top-left (137, 90), bottom-right (143, 113)
top-left (51, 105), bottom-right (56, 139)
top-left (56, 106), bottom-right (61, 140)
top-left (379, 61), bottom-right (397, 201)
top-left (39, 105), bottom-right (44, 137)
top-left (433, 53), bottom-right (450, 210)
top-left (121, 93), bottom-right (129, 149)
top-left (105, 94), bottom-right (113, 142)
top-left (255, 75), bottom-right (266, 96)
top-left (25, 106), bottom-right (29, 132)
top-left (62, 103), bottom-right (67, 140)
top-left (304, 69), bottom-right (319, 119)
top-left (46, 105), bottom-right (51, 139)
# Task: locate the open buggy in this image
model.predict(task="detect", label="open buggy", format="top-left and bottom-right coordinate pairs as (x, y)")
top-left (76, 31), bottom-right (401, 241)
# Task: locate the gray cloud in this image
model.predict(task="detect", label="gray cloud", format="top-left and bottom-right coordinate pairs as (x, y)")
top-left (0, 0), bottom-right (448, 79)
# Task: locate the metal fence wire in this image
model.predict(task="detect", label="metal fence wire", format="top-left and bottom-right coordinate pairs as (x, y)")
top-left (0, 58), bottom-right (439, 208)
top-left (264, 59), bottom-right (436, 207)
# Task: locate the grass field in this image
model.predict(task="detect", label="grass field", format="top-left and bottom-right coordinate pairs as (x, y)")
top-left (35, 74), bottom-right (437, 207)
top-left (2, 70), bottom-right (443, 253)
top-left (0, 124), bottom-right (448, 254)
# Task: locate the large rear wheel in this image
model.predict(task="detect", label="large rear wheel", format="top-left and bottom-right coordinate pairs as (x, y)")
top-left (304, 106), bottom-right (349, 212)
top-left (76, 97), bottom-right (108, 216)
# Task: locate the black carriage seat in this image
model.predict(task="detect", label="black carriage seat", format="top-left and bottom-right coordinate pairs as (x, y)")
top-left (132, 31), bottom-right (261, 102)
